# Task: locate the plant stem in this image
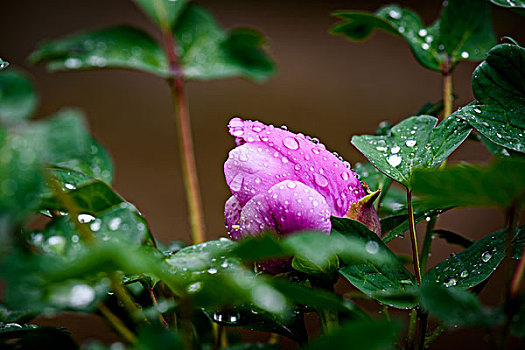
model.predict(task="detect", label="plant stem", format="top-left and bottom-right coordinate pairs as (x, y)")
top-left (420, 216), bottom-right (437, 273)
top-left (407, 190), bottom-right (422, 285)
top-left (160, 26), bottom-right (206, 244)
top-left (424, 325), bottom-right (447, 349)
top-left (319, 308), bottom-right (339, 334)
top-left (406, 309), bottom-right (418, 350)
top-left (110, 275), bottom-right (144, 320)
top-left (99, 303), bottom-right (137, 344)
top-left (417, 311), bottom-right (428, 350)
top-left (149, 287), bottom-right (168, 328)
top-left (442, 58), bottom-right (453, 119)
top-left (507, 203), bottom-right (522, 297)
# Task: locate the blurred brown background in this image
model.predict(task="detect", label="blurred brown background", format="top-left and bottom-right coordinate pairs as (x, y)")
top-left (1, 0), bottom-right (524, 348)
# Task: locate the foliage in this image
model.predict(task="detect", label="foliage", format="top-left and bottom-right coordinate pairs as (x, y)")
top-left (1, 0), bottom-right (525, 349)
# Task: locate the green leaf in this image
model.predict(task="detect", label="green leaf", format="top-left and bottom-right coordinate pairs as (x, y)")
top-left (331, 0), bottom-right (496, 72)
top-left (206, 307), bottom-right (307, 343)
top-left (0, 58), bottom-right (9, 70)
top-left (411, 158), bottom-right (525, 209)
top-left (331, 5), bottom-right (443, 71)
top-left (135, 324), bottom-right (183, 350)
top-left (132, 0), bottom-right (188, 29)
top-left (490, 0), bottom-right (525, 7)
top-left (31, 26), bottom-right (168, 76)
top-left (434, 229), bottom-right (474, 249)
top-left (41, 179), bottom-right (124, 215)
top-left (174, 4), bottom-right (275, 81)
top-left (439, 0), bottom-right (497, 62)
top-left (332, 217), bottom-right (417, 308)
top-left (0, 109), bottom-right (91, 221)
top-left (419, 283), bottom-right (503, 327)
top-left (423, 224), bottom-right (525, 289)
top-left (0, 68), bottom-right (37, 123)
top-left (56, 137), bottom-right (114, 183)
top-left (460, 44), bottom-right (525, 153)
top-left (352, 114), bottom-right (471, 188)
top-left (0, 323), bottom-right (79, 349)
top-left (30, 5), bottom-right (275, 82)
top-left (305, 320), bottom-right (400, 350)
top-left (381, 208), bottom-right (446, 243)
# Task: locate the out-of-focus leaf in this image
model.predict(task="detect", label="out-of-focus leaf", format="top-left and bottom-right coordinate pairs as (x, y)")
top-left (305, 320), bottom-right (400, 350)
top-left (419, 283), bottom-right (503, 327)
top-left (31, 26), bottom-right (168, 76)
top-left (132, 0), bottom-right (187, 29)
top-left (412, 159), bottom-right (525, 209)
top-left (0, 68), bottom-right (37, 123)
top-left (31, 5), bottom-right (275, 82)
top-left (332, 217), bottom-right (417, 308)
top-left (174, 4), bottom-right (275, 81)
top-left (0, 323), bottom-right (79, 349)
top-left (460, 44), bottom-right (525, 153)
top-left (423, 224), bottom-right (525, 289)
top-left (331, 0), bottom-right (496, 71)
top-left (56, 137), bottom-right (114, 183)
top-left (0, 58), bottom-right (9, 70)
top-left (206, 306), bottom-right (307, 343)
top-left (352, 114), bottom-right (471, 188)
top-left (135, 324), bottom-right (183, 350)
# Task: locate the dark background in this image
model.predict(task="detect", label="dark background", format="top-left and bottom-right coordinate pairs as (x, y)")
top-left (1, 0), bottom-right (524, 348)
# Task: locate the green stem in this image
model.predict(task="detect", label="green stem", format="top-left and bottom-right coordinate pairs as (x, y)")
top-left (424, 325), bottom-right (447, 349)
top-left (376, 177), bottom-right (392, 212)
top-left (406, 309), bottom-right (418, 350)
top-left (417, 311), bottom-right (428, 350)
top-left (420, 216), bottom-right (437, 273)
top-left (160, 21), bottom-right (206, 244)
top-left (407, 190), bottom-right (422, 285)
top-left (442, 60), bottom-right (453, 119)
top-left (319, 308), bottom-right (339, 335)
top-left (110, 275), bottom-right (144, 320)
top-left (99, 303), bottom-right (137, 344)
top-left (507, 204), bottom-right (522, 297)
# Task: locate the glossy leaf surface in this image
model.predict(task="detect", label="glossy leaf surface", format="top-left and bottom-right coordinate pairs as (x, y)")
top-left (352, 115), bottom-right (471, 188)
top-left (0, 68), bottom-right (37, 123)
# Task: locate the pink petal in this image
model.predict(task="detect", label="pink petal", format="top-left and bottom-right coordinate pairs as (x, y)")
top-left (239, 180), bottom-right (332, 237)
top-left (224, 142), bottom-right (296, 206)
top-left (224, 196), bottom-right (242, 240)
top-left (226, 118), bottom-right (366, 216)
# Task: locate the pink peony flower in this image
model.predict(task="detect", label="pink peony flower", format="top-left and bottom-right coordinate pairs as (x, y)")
top-left (224, 118), bottom-right (379, 272)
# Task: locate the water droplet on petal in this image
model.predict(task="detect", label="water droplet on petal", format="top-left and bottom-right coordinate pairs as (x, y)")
top-left (283, 136), bottom-right (300, 150)
top-left (341, 172), bottom-right (350, 181)
top-left (312, 148), bottom-right (320, 155)
top-left (287, 182), bottom-right (297, 189)
top-left (314, 173), bottom-right (329, 187)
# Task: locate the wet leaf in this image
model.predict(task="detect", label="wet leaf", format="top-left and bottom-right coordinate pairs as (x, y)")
top-left (332, 217), bottom-right (417, 308)
top-left (423, 224), bottom-right (525, 289)
top-left (419, 283), bottom-right (503, 327)
top-left (381, 208), bottom-right (446, 243)
top-left (174, 4), bottom-right (275, 81)
top-left (460, 44), bottom-right (525, 153)
top-left (412, 158), bottom-right (525, 209)
top-left (206, 306), bottom-right (307, 343)
top-left (31, 5), bottom-right (275, 82)
top-left (352, 114), bottom-right (471, 188)
top-left (305, 320), bottom-right (400, 350)
top-left (0, 58), bottom-right (9, 70)
top-left (331, 0), bottom-right (495, 72)
top-left (132, 0), bottom-right (187, 29)
top-left (490, 0), bottom-right (525, 7)
top-left (0, 68), bottom-right (37, 123)
top-left (31, 26), bottom-right (168, 76)
top-left (0, 323), bottom-right (79, 349)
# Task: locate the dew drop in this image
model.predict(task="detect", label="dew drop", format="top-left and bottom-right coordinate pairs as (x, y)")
top-left (444, 277), bottom-right (457, 288)
top-left (287, 181), bottom-right (297, 189)
top-left (341, 172), bottom-right (350, 181)
top-left (365, 241), bottom-right (379, 254)
top-left (460, 270), bottom-right (469, 278)
top-left (418, 29), bottom-right (428, 36)
top-left (283, 136), bottom-right (300, 150)
top-left (64, 58), bottom-right (82, 68)
top-left (207, 268), bottom-right (218, 274)
top-left (391, 145), bottom-right (401, 154)
top-left (481, 251), bottom-right (492, 262)
top-left (109, 217), bottom-right (122, 231)
top-left (405, 140), bottom-right (416, 147)
top-left (78, 214), bottom-right (95, 223)
top-left (90, 220), bottom-right (102, 232)
top-left (312, 148), bottom-right (320, 155)
top-left (314, 173), bottom-right (329, 187)
top-left (70, 284), bottom-right (95, 308)
top-left (388, 9), bottom-right (401, 19)
top-left (387, 154), bottom-right (402, 167)
top-left (461, 51), bottom-right (469, 59)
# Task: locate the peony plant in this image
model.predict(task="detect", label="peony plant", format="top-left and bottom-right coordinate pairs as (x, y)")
top-left (0, 0), bottom-right (525, 349)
